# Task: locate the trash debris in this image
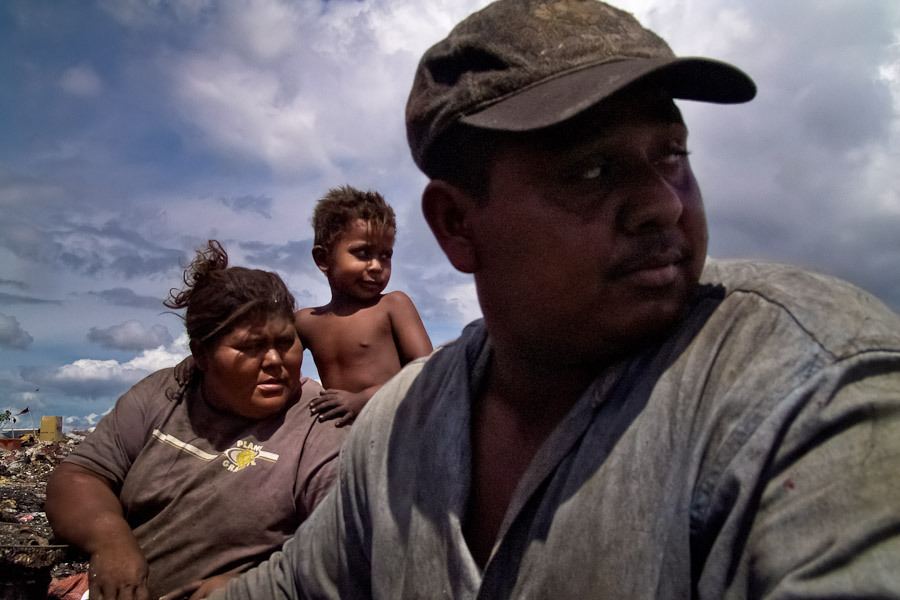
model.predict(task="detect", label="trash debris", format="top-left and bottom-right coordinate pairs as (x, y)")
top-left (0, 434), bottom-right (90, 598)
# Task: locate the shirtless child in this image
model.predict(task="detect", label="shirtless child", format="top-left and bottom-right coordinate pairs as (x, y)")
top-left (295, 185), bottom-right (433, 427)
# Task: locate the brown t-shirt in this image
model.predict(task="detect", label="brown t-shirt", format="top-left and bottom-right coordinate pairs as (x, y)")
top-left (65, 358), bottom-right (346, 599)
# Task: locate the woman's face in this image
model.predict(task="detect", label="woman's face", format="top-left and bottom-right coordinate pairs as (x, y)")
top-left (194, 313), bottom-right (303, 419)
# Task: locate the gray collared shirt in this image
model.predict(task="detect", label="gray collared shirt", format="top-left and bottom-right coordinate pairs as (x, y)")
top-left (216, 259), bottom-right (900, 599)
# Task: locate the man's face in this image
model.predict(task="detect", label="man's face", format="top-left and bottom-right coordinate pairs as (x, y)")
top-left (468, 89), bottom-right (708, 368)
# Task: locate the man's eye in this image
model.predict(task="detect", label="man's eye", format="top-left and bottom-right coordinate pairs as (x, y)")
top-left (580, 165), bottom-right (606, 180)
top-left (566, 159), bottom-right (610, 183)
top-left (659, 144), bottom-right (690, 165)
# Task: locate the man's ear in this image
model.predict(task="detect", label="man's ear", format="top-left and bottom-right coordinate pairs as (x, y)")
top-left (422, 180), bottom-right (479, 274)
top-left (311, 245), bottom-right (330, 274)
top-left (190, 339), bottom-right (208, 372)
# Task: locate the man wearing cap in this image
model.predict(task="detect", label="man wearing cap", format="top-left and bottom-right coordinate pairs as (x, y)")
top-left (213, 1), bottom-right (900, 598)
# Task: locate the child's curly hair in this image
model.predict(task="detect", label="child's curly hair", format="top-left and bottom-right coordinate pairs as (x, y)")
top-left (312, 185), bottom-right (396, 250)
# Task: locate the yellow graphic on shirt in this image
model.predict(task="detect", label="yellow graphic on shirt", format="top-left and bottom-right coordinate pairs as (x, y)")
top-left (151, 430), bottom-right (279, 472)
top-left (221, 439), bottom-right (280, 472)
top-left (233, 449), bottom-right (255, 469)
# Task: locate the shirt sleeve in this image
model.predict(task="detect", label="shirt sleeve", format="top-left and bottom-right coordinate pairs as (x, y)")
top-left (293, 378), bottom-right (347, 521)
top-left (700, 352), bottom-right (900, 598)
top-left (64, 369), bottom-right (171, 489)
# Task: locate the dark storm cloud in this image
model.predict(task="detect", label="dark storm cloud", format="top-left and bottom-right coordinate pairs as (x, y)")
top-left (0, 292), bottom-right (62, 306)
top-left (795, 78), bottom-right (893, 152)
top-left (220, 194), bottom-right (274, 218)
top-left (88, 287), bottom-right (165, 310)
top-left (62, 221), bottom-right (185, 278)
top-left (0, 312), bottom-right (33, 350)
top-left (0, 219), bottom-right (186, 279)
top-left (0, 278), bottom-right (29, 291)
top-left (0, 219), bottom-right (67, 265)
top-left (673, 0), bottom-right (900, 316)
top-left (801, 213), bottom-right (900, 312)
top-left (87, 320), bottom-right (174, 352)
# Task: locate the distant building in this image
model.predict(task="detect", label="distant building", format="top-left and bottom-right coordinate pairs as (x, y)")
top-left (1, 427), bottom-right (38, 439)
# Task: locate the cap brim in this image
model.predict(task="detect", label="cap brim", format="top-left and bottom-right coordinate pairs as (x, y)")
top-left (460, 57), bottom-right (756, 132)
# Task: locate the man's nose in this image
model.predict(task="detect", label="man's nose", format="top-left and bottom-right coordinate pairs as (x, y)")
top-left (618, 168), bottom-right (684, 234)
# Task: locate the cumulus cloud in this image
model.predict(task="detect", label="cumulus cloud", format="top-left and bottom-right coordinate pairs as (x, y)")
top-left (59, 63), bottom-right (103, 97)
top-left (21, 335), bottom-right (189, 400)
top-left (159, 0), bottom-right (495, 177)
top-left (87, 320), bottom-right (174, 352)
top-left (22, 359), bottom-right (144, 400)
top-left (64, 413), bottom-right (101, 433)
top-left (0, 313), bottom-right (33, 350)
top-left (64, 410), bottom-right (108, 432)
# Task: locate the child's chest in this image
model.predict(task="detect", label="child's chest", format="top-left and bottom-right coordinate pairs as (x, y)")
top-left (309, 307), bottom-right (394, 360)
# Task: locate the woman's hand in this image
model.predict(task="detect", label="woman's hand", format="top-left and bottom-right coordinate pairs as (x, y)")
top-left (47, 462), bottom-right (150, 600)
top-left (88, 535), bottom-right (150, 600)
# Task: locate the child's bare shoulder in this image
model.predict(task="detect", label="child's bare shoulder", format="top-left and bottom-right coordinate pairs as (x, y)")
top-left (382, 290), bottom-right (414, 306)
top-left (294, 305), bottom-right (331, 330)
top-left (383, 291), bottom-right (425, 317)
top-left (378, 291), bottom-right (417, 313)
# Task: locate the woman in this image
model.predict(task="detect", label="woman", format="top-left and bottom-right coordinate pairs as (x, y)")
top-left (46, 241), bottom-right (346, 600)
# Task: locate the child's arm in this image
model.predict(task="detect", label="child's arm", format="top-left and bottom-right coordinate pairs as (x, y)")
top-left (387, 291), bottom-right (433, 364)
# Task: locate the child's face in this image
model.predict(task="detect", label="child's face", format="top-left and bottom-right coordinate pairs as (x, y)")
top-left (324, 219), bottom-right (395, 302)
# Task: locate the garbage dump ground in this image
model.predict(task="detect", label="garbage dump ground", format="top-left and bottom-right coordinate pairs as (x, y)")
top-left (1, 435), bottom-right (89, 599)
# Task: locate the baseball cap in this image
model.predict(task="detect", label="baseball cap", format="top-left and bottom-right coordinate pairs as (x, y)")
top-left (406, 0), bottom-right (756, 174)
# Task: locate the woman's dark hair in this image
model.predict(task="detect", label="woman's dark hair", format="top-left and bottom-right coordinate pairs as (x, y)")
top-left (164, 240), bottom-right (296, 349)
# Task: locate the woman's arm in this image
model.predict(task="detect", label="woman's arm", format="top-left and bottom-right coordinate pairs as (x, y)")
top-left (47, 462), bottom-right (151, 600)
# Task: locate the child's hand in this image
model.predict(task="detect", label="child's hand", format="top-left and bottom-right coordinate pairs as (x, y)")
top-left (310, 389), bottom-right (369, 427)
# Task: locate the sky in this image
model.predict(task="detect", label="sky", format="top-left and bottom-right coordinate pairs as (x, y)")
top-left (1, 0), bottom-right (898, 432)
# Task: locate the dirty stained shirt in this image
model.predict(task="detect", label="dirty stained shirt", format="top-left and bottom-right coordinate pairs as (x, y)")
top-left (215, 259), bottom-right (900, 599)
top-left (65, 362), bottom-right (346, 600)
